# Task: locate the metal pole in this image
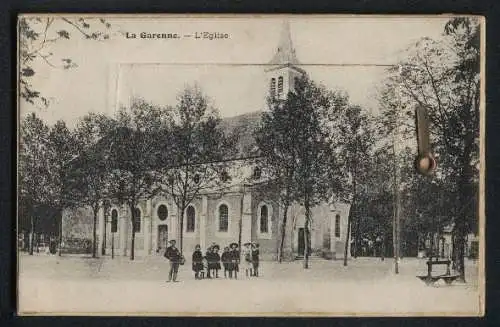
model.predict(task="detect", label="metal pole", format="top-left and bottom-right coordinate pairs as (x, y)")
top-left (102, 214), bottom-right (107, 256)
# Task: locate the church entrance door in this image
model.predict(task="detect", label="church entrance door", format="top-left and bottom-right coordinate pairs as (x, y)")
top-left (298, 228), bottom-right (305, 256)
top-left (157, 225), bottom-right (168, 254)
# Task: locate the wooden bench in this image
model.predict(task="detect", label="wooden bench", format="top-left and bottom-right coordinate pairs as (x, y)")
top-left (417, 259), bottom-right (460, 286)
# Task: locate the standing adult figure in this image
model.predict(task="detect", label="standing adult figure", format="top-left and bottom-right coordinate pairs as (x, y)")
top-left (242, 243), bottom-right (253, 277)
top-left (164, 239), bottom-right (182, 282)
top-left (251, 242), bottom-right (260, 277)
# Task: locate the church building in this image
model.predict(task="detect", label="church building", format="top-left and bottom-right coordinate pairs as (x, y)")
top-left (62, 22), bottom-right (351, 261)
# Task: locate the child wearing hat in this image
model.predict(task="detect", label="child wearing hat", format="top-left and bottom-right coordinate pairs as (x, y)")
top-left (192, 244), bottom-right (204, 280)
top-left (212, 245), bottom-right (221, 278)
top-left (229, 243), bottom-right (240, 279)
top-left (205, 246), bottom-right (214, 278)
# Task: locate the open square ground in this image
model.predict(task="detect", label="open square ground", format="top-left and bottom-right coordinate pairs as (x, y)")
top-left (18, 254), bottom-right (482, 316)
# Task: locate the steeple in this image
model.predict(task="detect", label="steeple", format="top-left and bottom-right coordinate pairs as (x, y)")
top-left (268, 20), bottom-right (300, 66)
top-left (265, 21), bottom-right (306, 100)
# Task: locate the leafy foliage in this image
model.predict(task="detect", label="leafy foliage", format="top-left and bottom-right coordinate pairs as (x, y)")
top-left (255, 75), bottom-right (350, 267)
top-left (19, 114), bottom-right (79, 254)
top-left (105, 98), bottom-right (172, 260)
top-left (158, 85), bottom-right (237, 253)
top-left (378, 17), bottom-right (481, 280)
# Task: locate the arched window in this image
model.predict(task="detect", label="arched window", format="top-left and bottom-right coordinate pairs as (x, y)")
top-left (253, 167), bottom-right (261, 179)
top-left (134, 208), bottom-right (141, 233)
top-left (111, 209), bottom-right (118, 233)
top-left (220, 170), bottom-right (231, 182)
top-left (270, 78), bottom-right (276, 96)
top-left (157, 204), bottom-right (168, 221)
top-left (186, 206), bottom-right (195, 232)
top-left (335, 214), bottom-right (341, 238)
top-left (277, 76), bottom-right (284, 94)
top-left (219, 204), bottom-right (229, 232)
top-left (260, 205), bottom-right (269, 233)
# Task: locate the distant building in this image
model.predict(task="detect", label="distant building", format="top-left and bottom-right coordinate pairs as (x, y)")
top-left (62, 22), bottom-right (351, 260)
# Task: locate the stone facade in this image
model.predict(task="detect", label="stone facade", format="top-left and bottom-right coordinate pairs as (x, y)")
top-left (61, 21), bottom-right (352, 261)
top-left (73, 184), bottom-right (351, 261)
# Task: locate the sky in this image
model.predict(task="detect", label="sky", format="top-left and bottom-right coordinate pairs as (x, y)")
top-left (20, 15), bottom-right (450, 127)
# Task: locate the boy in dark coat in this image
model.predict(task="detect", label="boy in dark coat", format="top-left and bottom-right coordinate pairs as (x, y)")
top-left (192, 244), bottom-right (203, 280)
top-left (164, 240), bottom-right (182, 282)
top-left (213, 245), bottom-right (221, 278)
top-left (221, 246), bottom-right (230, 278)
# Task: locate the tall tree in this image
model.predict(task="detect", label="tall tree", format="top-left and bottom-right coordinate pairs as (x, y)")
top-left (67, 113), bottom-right (117, 258)
top-left (46, 120), bottom-right (79, 255)
top-left (261, 76), bottom-right (345, 269)
top-left (255, 96), bottom-right (299, 263)
top-left (336, 105), bottom-right (375, 266)
top-left (19, 113), bottom-right (52, 254)
top-left (379, 17), bottom-right (481, 281)
top-left (107, 98), bottom-right (171, 260)
top-left (159, 85), bottom-right (236, 254)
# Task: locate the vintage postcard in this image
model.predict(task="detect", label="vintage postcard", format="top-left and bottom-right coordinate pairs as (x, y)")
top-left (17, 14), bottom-right (485, 316)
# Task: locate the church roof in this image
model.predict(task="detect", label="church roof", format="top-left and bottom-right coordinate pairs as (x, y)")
top-left (268, 21), bottom-right (301, 66)
top-left (220, 111), bottom-right (261, 157)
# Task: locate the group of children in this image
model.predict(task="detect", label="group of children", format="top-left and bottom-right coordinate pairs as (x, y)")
top-left (191, 242), bottom-right (260, 279)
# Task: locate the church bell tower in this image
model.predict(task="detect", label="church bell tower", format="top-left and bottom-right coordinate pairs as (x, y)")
top-left (266, 21), bottom-right (306, 100)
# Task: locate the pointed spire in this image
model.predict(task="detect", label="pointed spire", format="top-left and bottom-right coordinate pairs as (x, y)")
top-left (269, 20), bottom-right (300, 65)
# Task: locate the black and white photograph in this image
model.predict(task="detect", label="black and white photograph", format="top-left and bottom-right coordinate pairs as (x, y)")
top-left (17, 15), bottom-right (484, 315)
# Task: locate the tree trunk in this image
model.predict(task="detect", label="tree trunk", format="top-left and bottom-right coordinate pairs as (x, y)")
top-left (29, 211), bottom-right (35, 255)
top-left (454, 221), bottom-right (466, 282)
top-left (178, 204), bottom-right (185, 255)
top-left (453, 153), bottom-right (473, 282)
top-left (58, 208), bottom-right (63, 256)
top-left (239, 194), bottom-right (243, 251)
top-left (451, 232), bottom-right (457, 270)
top-left (303, 200), bottom-right (310, 269)
top-left (278, 204), bottom-right (289, 263)
top-left (92, 206), bottom-right (98, 258)
top-left (344, 202), bottom-right (353, 266)
top-left (102, 205), bottom-right (107, 256)
top-left (381, 233), bottom-right (385, 261)
top-left (353, 218), bottom-right (359, 258)
top-left (130, 203), bottom-right (136, 260)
